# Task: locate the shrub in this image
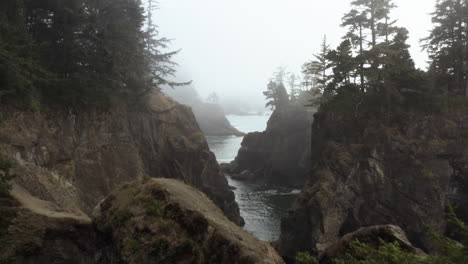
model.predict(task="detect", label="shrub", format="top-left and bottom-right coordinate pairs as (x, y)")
top-left (146, 199), bottom-right (163, 217)
top-left (0, 154), bottom-right (16, 196)
top-left (113, 210), bottom-right (133, 226)
top-left (425, 206), bottom-right (468, 264)
top-left (295, 252), bottom-right (318, 264)
top-left (333, 239), bottom-right (425, 264)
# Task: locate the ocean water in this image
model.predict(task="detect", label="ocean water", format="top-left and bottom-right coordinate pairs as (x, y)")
top-left (206, 114), bottom-right (299, 242)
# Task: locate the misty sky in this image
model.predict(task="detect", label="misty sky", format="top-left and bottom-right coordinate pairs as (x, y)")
top-left (155, 0), bottom-right (436, 106)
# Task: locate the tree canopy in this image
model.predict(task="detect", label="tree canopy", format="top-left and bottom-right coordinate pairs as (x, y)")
top-left (0, 0), bottom-right (181, 110)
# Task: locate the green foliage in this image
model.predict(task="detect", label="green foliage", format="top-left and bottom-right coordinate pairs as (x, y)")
top-left (0, 0), bottom-right (182, 110)
top-left (295, 252), bottom-right (318, 264)
top-left (0, 155), bottom-right (16, 196)
top-left (425, 206), bottom-right (468, 264)
top-left (146, 199), bottom-right (163, 217)
top-left (113, 210), bottom-right (133, 226)
top-left (421, 167), bottom-right (434, 180)
top-left (329, 208), bottom-right (468, 264)
top-left (333, 239), bottom-right (425, 264)
top-left (423, 0), bottom-right (468, 96)
top-left (263, 79), bottom-right (289, 110)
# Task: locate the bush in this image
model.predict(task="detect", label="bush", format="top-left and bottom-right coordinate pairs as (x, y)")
top-left (331, 207), bottom-right (468, 264)
top-left (295, 252), bottom-right (318, 264)
top-left (425, 206), bottom-right (468, 264)
top-left (0, 154), bottom-right (16, 196)
top-left (333, 239), bottom-right (425, 264)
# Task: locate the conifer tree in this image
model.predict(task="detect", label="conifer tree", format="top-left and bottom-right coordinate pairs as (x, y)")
top-left (303, 36), bottom-right (331, 94)
top-left (287, 73), bottom-right (301, 101)
top-left (263, 80), bottom-right (289, 110)
top-left (341, 9), bottom-right (367, 88)
top-left (424, 0), bottom-right (468, 96)
top-left (327, 40), bottom-right (355, 87)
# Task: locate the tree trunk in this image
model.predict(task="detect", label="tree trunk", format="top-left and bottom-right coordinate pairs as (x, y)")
top-left (370, 6), bottom-right (376, 48)
top-left (359, 24), bottom-right (365, 91)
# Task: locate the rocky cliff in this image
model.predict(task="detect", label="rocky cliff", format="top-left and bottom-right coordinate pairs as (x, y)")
top-left (277, 105), bottom-right (468, 261)
top-left (192, 103), bottom-right (245, 137)
top-left (0, 178), bottom-right (283, 263)
top-left (0, 92), bottom-right (242, 225)
top-left (224, 103), bottom-right (315, 187)
top-left (163, 86), bottom-right (244, 137)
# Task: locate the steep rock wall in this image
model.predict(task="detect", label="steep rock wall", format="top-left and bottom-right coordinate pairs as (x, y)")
top-left (277, 107), bottom-right (468, 260)
top-left (0, 93), bottom-right (242, 225)
top-left (224, 103), bottom-right (315, 187)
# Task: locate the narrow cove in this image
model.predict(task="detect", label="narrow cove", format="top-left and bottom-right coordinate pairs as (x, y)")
top-left (206, 114), bottom-right (300, 242)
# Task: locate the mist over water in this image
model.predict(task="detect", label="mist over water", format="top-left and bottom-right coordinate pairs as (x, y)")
top-left (207, 114), bottom-right (299, 241)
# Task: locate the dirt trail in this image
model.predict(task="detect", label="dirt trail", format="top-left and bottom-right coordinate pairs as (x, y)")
top-left (11, 184), bottom-right (91, 223)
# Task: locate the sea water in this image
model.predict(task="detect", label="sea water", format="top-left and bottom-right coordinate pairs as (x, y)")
top-left (206, 114), bottom-right (299, 242)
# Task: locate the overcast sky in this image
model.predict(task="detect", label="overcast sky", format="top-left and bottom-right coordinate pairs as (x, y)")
top-left (155, 0), bottom-right (436, 106)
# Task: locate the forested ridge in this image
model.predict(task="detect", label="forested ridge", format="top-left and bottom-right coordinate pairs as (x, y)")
top-left (262, 0), bottom-right (468, 118)
top-left (0, 0), bottom-right (181, 109)
top-left (310, 0), bottom-right (468, 115)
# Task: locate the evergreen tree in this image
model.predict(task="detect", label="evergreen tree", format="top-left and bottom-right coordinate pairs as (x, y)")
top-left (424, 0), bottom-right (468, 96)
top-left (0, 0), bottom-right (181, 109)
top-left (287, 73), bottom-right (301, 101)
top-left (303, 36), bottom-right (332, 94)
top-left (327, 40), bottom-right (355, 87)
top-left (341, 0), bottom-right (397, 90)
top-left (263, 80), bottom-right (289, 110)
top-left (341, 9), bottom-right (367, 88)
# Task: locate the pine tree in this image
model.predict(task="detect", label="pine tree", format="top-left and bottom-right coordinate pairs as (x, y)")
top-left (327, 40), bottom-right (356, 87)
top-left (263, 80), bottom-right (289, 110)
top-left (342, 0), bottom-right (397, 90)
top-left (341, 9), bottom-right (367, 88)
top-left (424, 0), bottom-right (467, 96)
top-left (0, 0), bottom-right (183, 108)
top-left (287, 73), bottom-right (301, 101)
top-left (303, 36), bottom-right (331, 94)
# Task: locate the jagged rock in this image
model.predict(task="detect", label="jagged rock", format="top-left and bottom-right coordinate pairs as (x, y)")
top-left (0, 179), bottom-right (285, 264)
top-left (163, 86), bottom-right (244, 137)
top-left (0, 92), bottom-right (243, 225)
top-left (224, 103), bottom-right (315, 187)
top-left (277, 107), bottom-right (468, 260)
top-left (319, 225), bottom-right (427, 264)
top-left (192, 103), bottom-right (245, 137)
top-left (232, 170), bottom-right (256, 181)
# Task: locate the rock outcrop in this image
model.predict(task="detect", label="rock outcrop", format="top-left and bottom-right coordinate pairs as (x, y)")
top-left (277, 106), bottom-right (468, 260)
top-left (0, 179), bottom-right (284, 264)
top-left (224, 103), bottom-right (315, 187)
top-left (0, 92), bottom-right (242, 225)
top-left (319, 225), bottom-right (426, 264)
top-left (192, 103), bottom-right (245, 137)
top-left (163, 86), bottom-right (244, 137)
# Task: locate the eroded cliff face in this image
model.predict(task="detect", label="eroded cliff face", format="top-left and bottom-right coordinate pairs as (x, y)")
top-left (224, 103), bottom-right (315, 187)
top-left (0, 93), bottom-right (242, 225)
top-left (277, 107), bottom-right (468, 261)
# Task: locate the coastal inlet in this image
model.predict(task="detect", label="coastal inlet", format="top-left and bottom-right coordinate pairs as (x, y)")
top-left (206, 114), bottom-right (300, 242)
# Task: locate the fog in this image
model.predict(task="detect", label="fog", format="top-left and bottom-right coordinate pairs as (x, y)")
top-left (155, 0), bottom-right (435, 108)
